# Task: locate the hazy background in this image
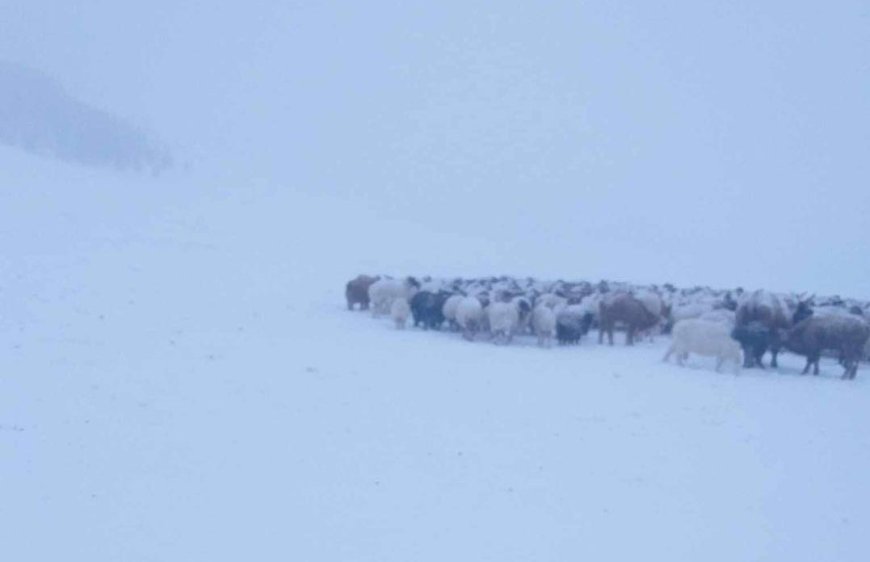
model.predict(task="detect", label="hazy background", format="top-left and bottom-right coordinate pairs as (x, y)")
top-left (1, 0), bottom-right (867, 296)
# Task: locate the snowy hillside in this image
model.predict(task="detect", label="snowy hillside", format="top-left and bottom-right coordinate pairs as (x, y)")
top-left (0, 61), bottom-right (172, 173)
top-left (3, 1), bottom-right (870, 558)
top-left (2, 153), bottom-right (869, 561)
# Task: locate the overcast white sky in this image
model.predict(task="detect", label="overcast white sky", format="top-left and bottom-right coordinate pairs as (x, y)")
top-left (2, 1), bottom-right (868, 296)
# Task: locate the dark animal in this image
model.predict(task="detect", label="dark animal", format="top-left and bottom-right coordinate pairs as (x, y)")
top-left (734, 290), bottom-right (793, 367)
top-left (791, 298), bottom-right (814, 325)
top-left (410, 290), bottom-right (451, 330)
top-left (345, 274), bottom-right (379, 310)
top-left (731, 321), bottom-right (775, 368)
top-left (556, 310), bottom-right (594, 345)
top-left (783, 316), bottom-right (870, 379)
top-left (598, 294), bottom-right (659, 346)
top-left (719, 292), bottom-right (738, 312)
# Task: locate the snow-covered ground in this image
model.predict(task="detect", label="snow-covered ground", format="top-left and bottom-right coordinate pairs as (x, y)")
top-left (2, 153), bottom-right (870, 561)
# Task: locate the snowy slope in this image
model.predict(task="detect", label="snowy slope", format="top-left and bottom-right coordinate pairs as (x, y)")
top-left (2, 157), bottom-right (869, 561)
top-left (0, 62), bottom-right (172, 173)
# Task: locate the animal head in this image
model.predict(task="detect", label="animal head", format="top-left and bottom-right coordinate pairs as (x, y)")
top-left (792, 296), bottom-right (814, 325)
top-left (516, 298), bottom-right (532, 316)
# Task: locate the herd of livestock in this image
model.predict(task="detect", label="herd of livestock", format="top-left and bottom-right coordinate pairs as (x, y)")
top-left (345, 274), bottom-right (870, 380)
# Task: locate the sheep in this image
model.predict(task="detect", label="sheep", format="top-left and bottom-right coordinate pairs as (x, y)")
top-left (455, 296), bottom-right (486, 341)
top-left (535, 293), bottom-right (568, 311)
top-left (734, 290), bottom-right (793, 367)
top-left (488, 302), bottom-right (518, 345)
top-left (636, 290), bottom-right (668, 320)
top-left (598, 293), bottom-right (660, 346)
top-left (514, 296), bottom-right (534, 335)
top-left (419, 277), bottom-right (449, 293)
top-left (634, 291), bottom-right (671, 342)
top-left (441, 294), bottom-right (465, 330)
top-left (668, 302), bottom-right (716, 331)
top-left (487, 298), bottom-right (531, 345)
top-left (718, 292), bottom-right (738, 311)
top-left (556, 305), bottom-right (594, 345)
top-left (698, 309), bottom-right (736, 327)
top-left (574, 293), bottom-right (603, 327)
top-left (730, 321), bottom-right (773, 369)
top-left (663, 319), bottom-right (743, 373)
top-left (368, 277), bottom-right (420, 317)
top-left (410, 290), bottom-right (451, 330)
top-left (531, 304), bottom-right (557, 347)
top-left (345, 274), bottom-right (379, 311)
top-left (390, 297), bottom-right (411, 329)
top-left (783, 315), bottom-right (870, 379)
top-left (812, 305), bottom-right (864, 320)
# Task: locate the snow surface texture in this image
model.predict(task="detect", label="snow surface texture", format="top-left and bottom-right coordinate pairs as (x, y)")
top-left (2, 151), bottom-right (869, 561)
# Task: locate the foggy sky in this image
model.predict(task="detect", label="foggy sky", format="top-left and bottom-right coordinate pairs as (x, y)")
top-left (2, 1), bottom-right (867, 296)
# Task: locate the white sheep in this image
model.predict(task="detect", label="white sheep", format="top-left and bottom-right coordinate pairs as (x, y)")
top-left (531, 304), bottom-right (557, 347)
top-left (487, 298), bottom-right (531, 345)
top-left (574, 293), bottom-right (603, 323)
top-left (368, 277), bottom-right (419, 318)
top-left (698, 309), bottom-right (736, 327)
top-left (663, 318), bottom-right (742, 373)
top-left (634, 290), bottom-right (669, 342)
top-left (535, 293), bottom-right (568, 310)
top-left (670, 301), bottom-right (716, 324)
top-left (390, 297), bottom-right (411, 329)
top-left (488, 301), bottom-right (519, 344)
top-left (636, 290), bottom-right (664, 318)
top-left (455, 296), bottom-right (485, 340)
top-left (441, 294), bottom-right (465, 330)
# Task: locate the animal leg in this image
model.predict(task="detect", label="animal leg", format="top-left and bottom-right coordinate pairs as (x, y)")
top-left (755, 352), bottom-right (766, 369)
top-left (742, 349), bottom-right (753, 369)
top-left (801, 357), bottom-right (812, 375)
top-left (841, 361), bottom-right (853, 380)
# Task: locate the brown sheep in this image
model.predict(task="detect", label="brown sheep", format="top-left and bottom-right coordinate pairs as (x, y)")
top-left (784, 316), bottom-right (870, 379)
top-left (345, 274), bottom-right (380, 311)
top-left (598, 294), bottom-right (660, 346)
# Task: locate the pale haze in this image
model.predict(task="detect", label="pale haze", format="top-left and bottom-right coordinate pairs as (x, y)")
top-left (2, 3), bottom-right (870, 562)
top-left (1, 1), bottom-right (867, 294)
